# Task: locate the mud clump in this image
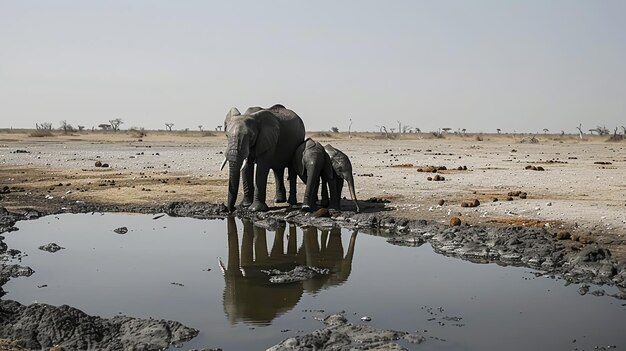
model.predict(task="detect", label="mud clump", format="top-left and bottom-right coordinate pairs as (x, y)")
top-left (449, 217), bottom-right (462, 226)
top-left (38, 243), bottom-right (65, 253)
top-left (507, 191), bottom-right (528, 199)
top-left (461, 199), bottom-right (480, 208)
top-left (417, 165), bottom-right (446, 173)
top-left (427, 174), bottom-right (445, 181)
top-left (113, 227), bottom-right (128, 234)
top-left (524, 165), bottom-right (545, 171)
top-left (264, 266), bottom-right (329, 284)
top-left (555, 231), bottom-right (571, 240)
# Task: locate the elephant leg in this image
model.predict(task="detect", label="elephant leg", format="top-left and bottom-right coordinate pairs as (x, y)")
top-left (321, 177), bottom-right (330, 208)
top-left (240, 160), bottom-right (254, 207)
top-left (329, 178), bottom-right (343, 210)
top-left (250, 164), bottom-right (270, 211)
top-left (302, 166), bottom-right (322, 211)
top-left (287, 165), bottom-right (298, 206)
top-left (273, 168), bottom-right (287, 203)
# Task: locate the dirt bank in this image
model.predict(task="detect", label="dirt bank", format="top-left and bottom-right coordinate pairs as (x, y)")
top-left (1, 132), bottom-right (625, 349)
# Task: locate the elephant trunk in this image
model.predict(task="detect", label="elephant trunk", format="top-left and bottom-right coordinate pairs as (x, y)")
top-left (346, 174), bottom-right (360, 213)
top-left (227, 157), bottom-right (242, 211)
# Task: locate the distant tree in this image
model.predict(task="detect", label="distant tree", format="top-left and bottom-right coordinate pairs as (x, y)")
top-left (496, 128), bottom-right (501, 134)
top-left (543, 128), bottom-right (549, 135)
top-left (461, 128), bottom-right (467, 135)
top-left (198, 125), bottom-right (203, 132)
top-left (331, 126), bottom-right (339, 133)
top-left (415, 127), bottom-right (421, 134)
top-left (348, 118), bottom-right (353, 138)
top-left (77, 125), bottom-right (85, 131)
top-left (576, 123), bottom-right (584, 139)
top-left (376, 125), bottom-right (389, 138)
top-left (596, 125), bottom-right (610, 136)
top-left (109, 118), bottom-right (123, 131)
top-left (397, 120), bottom-right (402, 133)
top-left (165, 123), bottom-right (174, 131)
top-left (36, 122), bottom-right (53, 130)
top-left (441, 128), bottom-right (452, 134)
top-left (588, 129), bottom-right (596, 135)
top-left (98, 124), bottom-right (112, 131)
top-left (59, 120), bottom-right (74, 134)
top-left (402, 125), bottom-right (412, 133)
top-left (216, 125), bottom-right (223, 132)
top-left (622, 126), bottom-right (626, 135)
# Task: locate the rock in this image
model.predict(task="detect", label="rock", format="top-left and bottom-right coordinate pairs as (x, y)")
top-left (0, 300), bottom-right (198, 350)
top-left (449, 217), bottom-right (462, 226)
top-left (113, 227), bottom-right (128, 235)
top-left (38, 243), bottom-right (65, 253)
top-left (95, 161), bottom-right (102, 167)
top-left (519, 192), bottom-right (527, 199)
top-left (438, 199), bottom-right (445, 206)
top-left (267, 313), bottom-right (422, 351)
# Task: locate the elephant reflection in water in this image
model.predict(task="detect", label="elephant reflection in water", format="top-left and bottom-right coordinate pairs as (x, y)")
top-left (219, 217), bottom-right (357, 325)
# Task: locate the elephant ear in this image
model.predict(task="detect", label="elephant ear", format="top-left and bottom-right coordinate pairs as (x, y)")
top-left (322, 149), bottom-right (334, 180)
top-left (327, 146), bottom-right (350, 179)
top-left (224, 107), bottom-right (241, 131)
top-left (253, 110), bottom-right (280, 157)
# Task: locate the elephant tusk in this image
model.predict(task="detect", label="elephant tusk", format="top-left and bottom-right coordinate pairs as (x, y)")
top-left (240, 158), bottom-right (248, 171)
top-left (218, 257), bottom-right (226, 275)
top-left (220, 158), bottom-right (227, 171)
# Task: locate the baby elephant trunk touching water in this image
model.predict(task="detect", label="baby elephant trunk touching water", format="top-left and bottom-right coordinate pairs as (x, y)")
top-left (323, 144), bottom-right (360, 213)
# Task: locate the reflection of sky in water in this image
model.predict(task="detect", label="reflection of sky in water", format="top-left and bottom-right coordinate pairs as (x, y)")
top-left (4, 214), bottom-right (625, 350)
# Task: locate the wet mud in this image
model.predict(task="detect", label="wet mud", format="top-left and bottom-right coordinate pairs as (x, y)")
top-left (1, 200), bottom-right (625, 349)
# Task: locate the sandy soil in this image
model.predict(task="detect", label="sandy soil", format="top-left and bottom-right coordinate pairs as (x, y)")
top-left (1, 130), bottom-right (625, 254)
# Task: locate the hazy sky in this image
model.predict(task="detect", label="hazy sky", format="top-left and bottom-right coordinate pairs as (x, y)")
top-left (1, 1), bottom-right (625, 133)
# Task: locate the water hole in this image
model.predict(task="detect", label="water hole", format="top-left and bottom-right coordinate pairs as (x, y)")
top-left (3, 213), bottom-right (625, 350)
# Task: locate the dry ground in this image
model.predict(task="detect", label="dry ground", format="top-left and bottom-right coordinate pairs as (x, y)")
top-left (1, 130), bottom-right (625, 256)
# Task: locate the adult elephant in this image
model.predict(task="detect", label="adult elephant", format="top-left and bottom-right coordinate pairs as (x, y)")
top-left (222, 104), bottom-right (305, 212)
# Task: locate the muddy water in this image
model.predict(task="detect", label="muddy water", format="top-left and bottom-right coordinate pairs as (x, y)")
top-left (3, 213), bottom-right (625, 350)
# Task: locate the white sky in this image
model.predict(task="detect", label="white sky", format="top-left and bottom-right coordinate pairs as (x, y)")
top-left (1, 1), bottom-right (625, 133)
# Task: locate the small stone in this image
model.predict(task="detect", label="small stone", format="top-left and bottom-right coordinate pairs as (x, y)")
top-left (95, 161), bottom-right (102, 167)
top-left (360, 316), bottom-right (372, 322)
top-left (438, 199), bottom-right (445, 206)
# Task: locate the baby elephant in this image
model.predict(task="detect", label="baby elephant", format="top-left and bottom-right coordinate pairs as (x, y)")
top-left (322, 144), bottom-right (360, 213)
top-left (292, 138), bottom-right (333, 211)
top-left (292, 139), bottom-right (360, 212)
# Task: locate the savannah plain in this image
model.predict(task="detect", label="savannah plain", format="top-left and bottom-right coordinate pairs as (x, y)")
top-left (1, 129), bottom-right (625, 259)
